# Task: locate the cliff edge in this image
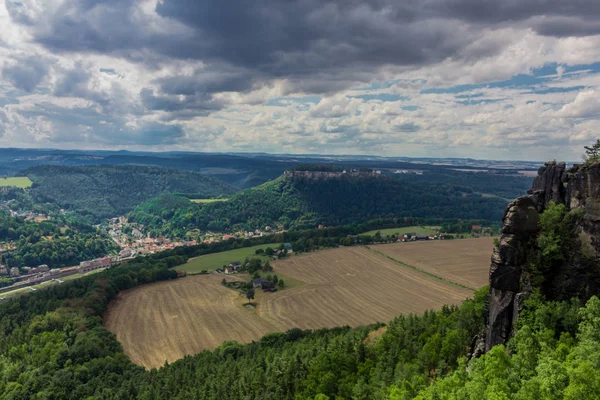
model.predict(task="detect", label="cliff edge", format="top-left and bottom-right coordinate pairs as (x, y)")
top-left (483, 160), bottom-right (600, 352)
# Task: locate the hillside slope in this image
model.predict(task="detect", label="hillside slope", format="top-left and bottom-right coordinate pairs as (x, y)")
top-left (24, 165), bottom-right (236, 221)
top-left (129, 171), bottom-right (523, 235)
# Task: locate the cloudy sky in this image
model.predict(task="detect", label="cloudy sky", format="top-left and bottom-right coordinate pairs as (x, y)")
top-left (1, 0), bottom-right (599, 161)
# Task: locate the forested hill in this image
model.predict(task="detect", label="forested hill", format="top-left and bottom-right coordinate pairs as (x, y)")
top-left (23, 165), bottom-right (236, 221)
top-left (129, 170), bottom-right (531, 235)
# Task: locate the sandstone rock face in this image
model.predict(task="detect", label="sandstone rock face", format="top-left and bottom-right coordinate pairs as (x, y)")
top-left (484, 161), bottom-right (600, 352)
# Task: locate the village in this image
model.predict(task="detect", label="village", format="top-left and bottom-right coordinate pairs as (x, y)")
top-left (102, 216), bottom-right (282, 255)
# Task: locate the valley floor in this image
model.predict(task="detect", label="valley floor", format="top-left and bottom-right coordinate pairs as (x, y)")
top-left (104, 238), bottom-right (492, 369)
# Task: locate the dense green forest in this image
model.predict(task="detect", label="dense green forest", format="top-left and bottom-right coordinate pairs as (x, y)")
top-left (23, 165), bottom-right (236, 221)
top-left (129, 171), bottom-right (528, 235)
top-left (0, 211), bottom-right (118, 269)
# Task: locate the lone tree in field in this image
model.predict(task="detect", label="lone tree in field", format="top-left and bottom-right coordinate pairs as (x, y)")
top-left (584, 139), bottom-right (600, 163)
top-left (278, 279), bottom-right (285, 288)
top-left (245, 288), bottom-right (255, 304)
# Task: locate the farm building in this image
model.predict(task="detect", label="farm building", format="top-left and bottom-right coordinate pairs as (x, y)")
top-left (224, 267), bottom-right (235, 275)
top-left (229, 261), bottom-right (241, 271)
top-left (252, 278), bottom-right (272, 289)
top-left (413, 235), bottom-right (430, 241)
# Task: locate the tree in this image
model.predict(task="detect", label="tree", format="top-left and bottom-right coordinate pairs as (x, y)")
top-left (255, 248), bottom-right (265, 255)
top-left (265, 247), bottom-right (274, 256)
top-left (221, 278), bottom-right (226, 285)
top-left (278, 279), bottom-right (285, 288)
top-left (584, 139), bottom-right (600, 162)
top-left (245, 288), bottom-right (255, 304)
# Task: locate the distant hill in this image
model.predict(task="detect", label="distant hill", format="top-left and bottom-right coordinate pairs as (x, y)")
top-left (0, 148), bottom-right (541, 189)
top-left (23, 165), bottom-right (236, 221)
top-left (129, 169), bottom-right (530, 236)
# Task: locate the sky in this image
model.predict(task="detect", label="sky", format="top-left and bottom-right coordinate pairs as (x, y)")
top-left (0, 0), bottom-right (599, 161)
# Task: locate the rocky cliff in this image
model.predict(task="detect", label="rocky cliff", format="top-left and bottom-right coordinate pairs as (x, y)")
top-left (483, 160), bottom-right (600, 352)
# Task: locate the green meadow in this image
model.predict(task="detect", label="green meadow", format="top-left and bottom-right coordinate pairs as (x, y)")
top-left (190, 198), bottom-right (229, 204)
top-left (0, 177), bottom-right (33, 188)
top-left (177, 243), bottom-right (280, 274)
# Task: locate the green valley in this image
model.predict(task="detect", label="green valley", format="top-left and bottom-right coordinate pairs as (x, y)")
top-left (24, 164), bottom-right (236, 221)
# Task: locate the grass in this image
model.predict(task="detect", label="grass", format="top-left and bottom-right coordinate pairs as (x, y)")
top-left (190, 198), bottom-right (229, 204)
top-left (0, 177), bottom-right (32, 188)
top-left (362, 226), bottom-right (437, 237)
top-left (177, 244), bottom-right (280, 274)
top-left (258, 270), bottom-right (303, 291)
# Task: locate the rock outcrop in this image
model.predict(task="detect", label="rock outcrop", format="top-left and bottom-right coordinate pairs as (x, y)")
top-left (484, 160), bottom-right (600, 352)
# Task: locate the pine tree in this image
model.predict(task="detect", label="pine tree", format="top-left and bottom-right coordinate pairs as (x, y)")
top-left (584, 139), bottom-right (600, 162)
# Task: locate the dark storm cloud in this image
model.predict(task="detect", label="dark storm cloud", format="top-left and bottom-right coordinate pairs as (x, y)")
top-left (153, 69), bottom-right (256, 95)
top-left (140, 88), bottom-right (225, 115)
top-left (435, 0), bottom-right (600, 36)
top-left (8, 0), bottom-right (600, 97)
top-left (1, 55), bottom-right (51, 93)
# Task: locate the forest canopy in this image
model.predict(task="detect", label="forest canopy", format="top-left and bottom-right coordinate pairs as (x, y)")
top-left (23, 164), bottom-right (236, 221)
top-left (129, 170), bottom-right (530, 235)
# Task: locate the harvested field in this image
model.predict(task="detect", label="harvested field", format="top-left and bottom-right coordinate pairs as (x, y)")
top-left (105, 246), bottom-right (478, 369)
top-left (104, 274), bottom-right (277, 368)
top-left (371, 237), bottom-right (493, 289)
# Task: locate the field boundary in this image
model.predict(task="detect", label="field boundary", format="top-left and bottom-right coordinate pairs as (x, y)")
top-left (364, 246), bottom-right (476, 291)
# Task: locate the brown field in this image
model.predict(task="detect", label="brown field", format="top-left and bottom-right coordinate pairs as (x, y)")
top-left (371, 237), bottom-right (494, 289)
top-left (105, 245), bottom-right (484, 369)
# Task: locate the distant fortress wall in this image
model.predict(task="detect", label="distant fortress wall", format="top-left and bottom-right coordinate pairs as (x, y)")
top-left (284, 169), bottom-right (383, 180)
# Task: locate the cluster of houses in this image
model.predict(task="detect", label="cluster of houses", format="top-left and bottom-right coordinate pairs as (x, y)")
top-left (223, 261), bottom-right (242, 275)
top-left (0, 200), bottom-right (50, 222)
top-left (398, 233), bottom-right (444, 242)
top-left (202, 226), bottom-right (277, 244)
top-left (0, 263), bottom-right (56, 279)
top-left (104, 216), bottom-right (198, 257)
top-left (0, 265), bottom-right (24, 277)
